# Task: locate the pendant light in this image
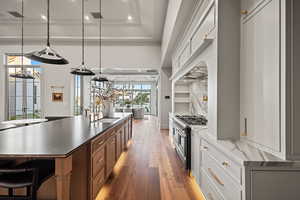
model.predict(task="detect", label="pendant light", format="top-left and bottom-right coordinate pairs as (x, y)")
top-left (10, 0), bottom-right (34, 80)
top-left (92, 0), bottom-right (108, 82)
top-left (70, 0), bottom-right (95, 76)
top-left (25, 0), bottom-right (68, 65)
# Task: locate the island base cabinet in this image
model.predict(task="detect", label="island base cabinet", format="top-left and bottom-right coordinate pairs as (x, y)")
top-left (89, 117), bottom-right (133, 200)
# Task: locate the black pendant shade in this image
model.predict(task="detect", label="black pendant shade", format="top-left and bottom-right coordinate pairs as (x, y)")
top-left (10, 71), bottom-right (35, 79)
top-left (71, 0), bottom-right (95, 76)
top-left (92, 0), bottom-right (108, 82)
top-left (71, 65), bottom-right (95, 76)
top-left (10, 0), bottom-right (35, 80)
top-left (91, 75), bottom-right (108, 82)
top-left (26, 46), bottom-right (68, 65)
top-left (25, 0), bottom-right (68, 65)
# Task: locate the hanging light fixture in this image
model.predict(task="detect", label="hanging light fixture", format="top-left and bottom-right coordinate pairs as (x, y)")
top-left (70, 0), bottom-right (95, 76)
top-left (10, 0), bottom-right (34, 80)
top-left (92, 0), bottom-right (108, 82)
top-left (25, 0), bottom-right (68, 65)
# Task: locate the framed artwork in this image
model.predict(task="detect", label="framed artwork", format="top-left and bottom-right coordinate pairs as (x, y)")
top-left (52, 92), bottom-right (63, 102)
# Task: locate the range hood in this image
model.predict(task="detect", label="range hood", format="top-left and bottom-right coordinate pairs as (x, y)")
top-left (181, 66), bottom-right (207, 81)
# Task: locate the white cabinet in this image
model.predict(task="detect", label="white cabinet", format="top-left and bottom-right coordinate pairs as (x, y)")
top-left (191, 130), bottom-right (201, 184)
top-left (198, 137), bottom-right (300, 200)
top-left (190, 2), bottom-right (216, 53)
top-left (247, 169), bottom-right (300, 200)
top-left (240, 0), bottom-right (280, 152)
top-left (241, 0), bottom-right (269, 16)
top-left (172, 0), bottom-right (241, 140)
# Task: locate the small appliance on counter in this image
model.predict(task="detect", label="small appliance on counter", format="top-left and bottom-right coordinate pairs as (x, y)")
top-left (172, 114), bottom-right (207, 171)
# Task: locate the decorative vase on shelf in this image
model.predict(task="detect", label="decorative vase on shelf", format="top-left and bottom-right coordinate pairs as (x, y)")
top-left (102, 100), bottom-right (114, 118)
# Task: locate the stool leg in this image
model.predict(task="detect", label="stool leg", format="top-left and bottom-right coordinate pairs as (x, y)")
top-left (26, 186), bottom-right (31, 197)
top-left (8, 188), bottom-right (13, 197)
top-left (31, 186), bottom-right (37, 200)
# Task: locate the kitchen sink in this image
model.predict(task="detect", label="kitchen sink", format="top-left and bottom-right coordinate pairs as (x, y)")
top-left (99, 118), bottom-right (120, 123)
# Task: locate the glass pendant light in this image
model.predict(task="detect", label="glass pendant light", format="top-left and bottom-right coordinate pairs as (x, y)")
top-left (92, 0), bottom-right (108, 82)
top-left (25, 0), bottom-right (68, 65)
top-left (70, 0), bottom-right (95, 76)
top-left (10, 0), bottom-right (34, 80)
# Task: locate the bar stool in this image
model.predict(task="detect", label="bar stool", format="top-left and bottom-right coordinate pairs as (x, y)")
top-left (0, 159), bottom-right (55, 200)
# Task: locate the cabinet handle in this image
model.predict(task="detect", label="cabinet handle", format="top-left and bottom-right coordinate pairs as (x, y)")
top-left (241, 118), bottom-right (248, 136)
top-left (98, 141), bottom-right (105, 146)
top-left (222, 161), bottom-right (229, 167)
top-left (240, 10), bottom-right (248, 15)
top-left (208, 168), bottom-right (224, 186)
top-left (202, 146), bottom-right (208, 151)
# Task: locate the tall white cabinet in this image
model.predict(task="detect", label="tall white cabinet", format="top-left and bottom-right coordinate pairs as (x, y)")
top-left (240, 0), bottom-right (300, 160)
top-left (240, 0), bottom-right (281, 153)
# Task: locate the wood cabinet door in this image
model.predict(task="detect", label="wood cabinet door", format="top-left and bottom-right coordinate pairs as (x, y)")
top-left (106, 136), bottom-right (116, 178)
top-left (116, 129), bottom-right (122, 160)
top-left (240, 0), bottom-right (280, 152)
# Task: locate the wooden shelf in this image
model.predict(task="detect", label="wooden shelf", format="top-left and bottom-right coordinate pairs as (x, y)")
top-left (175, 90), bottom-right (190, 94)
top-left (174, 98), bottom-right (191, 103)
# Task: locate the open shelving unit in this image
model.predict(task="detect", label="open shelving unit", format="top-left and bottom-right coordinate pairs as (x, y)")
top-left (173, 82), bottom-right (191, 114)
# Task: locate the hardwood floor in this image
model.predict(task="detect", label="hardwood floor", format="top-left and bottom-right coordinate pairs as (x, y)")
top-left (96, 116), bottom-right (205, 200)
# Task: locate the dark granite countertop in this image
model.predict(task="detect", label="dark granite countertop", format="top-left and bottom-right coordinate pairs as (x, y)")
top-left (0, 113), bottom-right (131, 158)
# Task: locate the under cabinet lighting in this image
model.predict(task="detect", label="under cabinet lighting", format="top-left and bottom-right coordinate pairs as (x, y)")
top-left (127, 15), bottom-right (133, 21)
top-left (85, 15), bottom-right (90, 21)
top-left (41, 14), bottom-right (47, 21)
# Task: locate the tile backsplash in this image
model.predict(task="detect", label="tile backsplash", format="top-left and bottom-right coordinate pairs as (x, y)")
top-left (190, 79), bottom-right (208, 117)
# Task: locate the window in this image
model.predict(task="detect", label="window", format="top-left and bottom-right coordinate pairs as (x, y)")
top-left (6, 55), bottom-right (41, 120)
top-left (74, 75), bottom-right (82, 115)
top-left (112, 82), bottom-right (153, 115)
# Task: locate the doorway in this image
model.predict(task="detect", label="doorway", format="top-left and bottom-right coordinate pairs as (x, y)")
top-left (5, 55), bottom-right (42, 120)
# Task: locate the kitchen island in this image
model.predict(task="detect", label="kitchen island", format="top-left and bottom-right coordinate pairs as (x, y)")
top-left (0, 113), bottom-right (133, 200)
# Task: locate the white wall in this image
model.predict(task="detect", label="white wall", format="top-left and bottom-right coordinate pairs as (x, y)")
top-left (0, 44), bottom-right (161, 121)
top-left (158, 68), bottom-right (172, 129)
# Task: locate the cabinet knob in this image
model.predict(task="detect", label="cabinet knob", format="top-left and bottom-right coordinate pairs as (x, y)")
top-left (222, 161), bottom-right (229, 167)
top-left (202, 146), bottom-right (208, 151)
top-left (240, 10), bottom-right (248, 15)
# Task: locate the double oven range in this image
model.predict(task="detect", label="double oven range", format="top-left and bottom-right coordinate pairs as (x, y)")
top-left (172, 115), bottom-right (207, 171)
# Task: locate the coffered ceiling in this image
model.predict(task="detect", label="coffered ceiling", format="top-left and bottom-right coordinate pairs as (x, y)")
top-left (0, 0), bottom-right (168, 44)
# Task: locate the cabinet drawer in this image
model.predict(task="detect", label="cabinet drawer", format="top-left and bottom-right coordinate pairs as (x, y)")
top-left (200, 169), bottom-right (225, 200)
top-left (92, 146), bottom-right (105, 177)
top-left (91, 130), bottom-right (113, 153)
top-left (93, 167), bottom-right (105, 199)
top-left (201, 139), bottom-right (242, 184)
top-left (202, 152), bottom-right (242, 200)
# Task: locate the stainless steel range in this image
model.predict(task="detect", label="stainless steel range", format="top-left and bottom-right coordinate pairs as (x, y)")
top-left (172, 115), bottom-right (207, 171)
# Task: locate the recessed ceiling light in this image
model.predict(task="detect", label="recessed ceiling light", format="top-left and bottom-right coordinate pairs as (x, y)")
top-left (85, 15), bottom-right (90, 21)
top-left (41, 14), bottom-right (47, 21)
top-left (127, 15), bottom-right (133, 21)
top-left (121, 0), bottom-right (128, 2)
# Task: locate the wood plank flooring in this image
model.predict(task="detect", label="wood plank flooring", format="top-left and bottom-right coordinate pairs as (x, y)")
top-left (96, 116), bottom-right (205, 200)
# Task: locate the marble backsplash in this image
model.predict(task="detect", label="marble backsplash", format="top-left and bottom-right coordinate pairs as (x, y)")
top-left (190, 79), bottom-right (208, 117)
